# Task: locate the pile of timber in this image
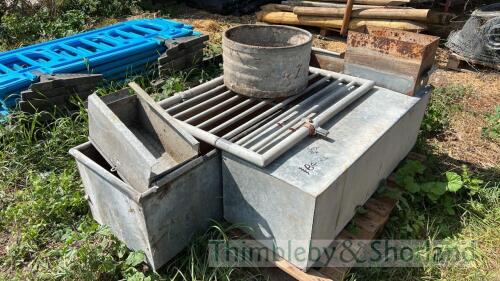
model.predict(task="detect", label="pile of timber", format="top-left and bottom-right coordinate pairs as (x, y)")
top-left (158, 35), bottom-right (208, 75)
top-left (19, 73), bottom-right (103, 114)
top-left (257, 1), bottom-right (454, 32)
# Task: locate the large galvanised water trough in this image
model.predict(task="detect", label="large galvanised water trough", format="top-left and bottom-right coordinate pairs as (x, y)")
top-left (220, 77), bottom-right (431, 270)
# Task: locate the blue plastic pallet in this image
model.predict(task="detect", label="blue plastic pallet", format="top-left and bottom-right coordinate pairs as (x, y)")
top-left (0, 18), bottom-right (201, 115)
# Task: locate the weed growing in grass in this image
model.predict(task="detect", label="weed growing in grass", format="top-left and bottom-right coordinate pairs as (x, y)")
top-left (0, 0), bottom-right (139, 48)
top-left (159, 222), bottom-right (263, 280)
top-left (48, 218), bottom-right (154, 280)
top-left (482, 105), bottom-right (500, 141)
top-left (206, 42), bottom-right (223, 57)
top-left (0, 109), bottom-right (89, 268)
top-left (1, 9), bottom-right (87, 47)
top-left (349, 156), bottom-right (499, 281)
top-left (420, 84), bottom-right (470, 137)
top-left (390, 159), bottom-right (490, 238)
top-left (161, 75), bottom-right (190, 97)
top-left (395, 160), bottom-right (466, 214)
top-left (155, 64), bottom-right (223, 101)
top-left (348, 81), bottom-right (498, 280)
top-left (0, 109), bottom-right (88, 202)
top-left (348, 160), bottom-right (500, 280)
top-left (1, 170), bottom-right (86, 265)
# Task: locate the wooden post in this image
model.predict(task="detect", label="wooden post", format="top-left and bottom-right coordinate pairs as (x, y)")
top-left (255, 11), bottom-right (428, 31)
top-left (340, 0), bottom-right (355, 35)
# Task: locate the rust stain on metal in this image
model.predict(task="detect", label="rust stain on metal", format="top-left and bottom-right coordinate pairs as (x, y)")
top-left (345, 26), bottom-right (439, 96)
top-left (347, 26), bottom-right (437, 61)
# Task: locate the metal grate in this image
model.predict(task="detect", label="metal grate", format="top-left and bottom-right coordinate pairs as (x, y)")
top-left (159, 67), bottom-right (375, 167)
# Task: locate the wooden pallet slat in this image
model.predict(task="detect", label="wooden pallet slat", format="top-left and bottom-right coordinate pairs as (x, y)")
top-left (365, 198), bottom-right (393, 217)
top-left (446, 52), bottom-right (500, 71)
top-left (318, 267), bottom-right (349, 281)
top-left (238, 238), bottom-right (333, 281)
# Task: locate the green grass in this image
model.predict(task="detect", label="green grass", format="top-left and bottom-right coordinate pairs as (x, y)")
top-left (1, 71), bottom-right (497, 281)
top-left (348, 173), bottom-right (499, 281)
top-left (482, 105), bottom-right (500, 141)
top-left (420, 84), bottom-right (470, 138)
top-left (0, 3), bottom-right (498, 280)
top-left (0, 0), bottom-right (140, 50)
top-left (346, 85), bottom-right (499, 281)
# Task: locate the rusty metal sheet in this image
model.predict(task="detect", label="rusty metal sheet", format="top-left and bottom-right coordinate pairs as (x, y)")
top-left (347, 26), bottom-right (438, 61)
top-left (344, 26), bottom-right (439, 95)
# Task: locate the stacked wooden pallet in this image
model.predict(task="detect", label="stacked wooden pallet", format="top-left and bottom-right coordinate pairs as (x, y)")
top-left (257, 1), bottom-right (454, 33)
top-left (158, 35), bottom-right (209, 75)
top-left (446, 52), bottom-right (500, 71)
top-left (19, 73), bottom-right (103, 113)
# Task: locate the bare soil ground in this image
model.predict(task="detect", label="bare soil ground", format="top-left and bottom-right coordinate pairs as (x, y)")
top-left (0, 231), bottom-right (10, 272)
top-left (429, 70), bottom-right (499, 169)
top-left (167, 5), bottom-right (500, 171)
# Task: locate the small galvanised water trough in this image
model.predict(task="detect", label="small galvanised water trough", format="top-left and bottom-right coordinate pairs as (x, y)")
top-left (71, 89), bottom-right (221, 270)
top-left (70, 143), bottom-right (222, 270)
top-left (88, 84), bottom-right (200, 191)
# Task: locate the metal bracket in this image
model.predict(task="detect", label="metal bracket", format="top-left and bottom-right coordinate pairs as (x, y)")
top-left (315, 127), bottom-right (329, 137)
top-left (302, 118), bottom-right (329, 137)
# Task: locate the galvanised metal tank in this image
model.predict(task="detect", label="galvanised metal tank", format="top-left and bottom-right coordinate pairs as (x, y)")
top-left (222, 24), bottom-right (312, 98)
top-left (223, 85), bottom-right (432, 271)
top-left (70, 142), bottom-right (222, 270)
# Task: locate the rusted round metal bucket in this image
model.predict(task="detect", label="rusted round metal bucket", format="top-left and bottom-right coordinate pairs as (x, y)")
top-left (222, 24), bottom-right (312, 98)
